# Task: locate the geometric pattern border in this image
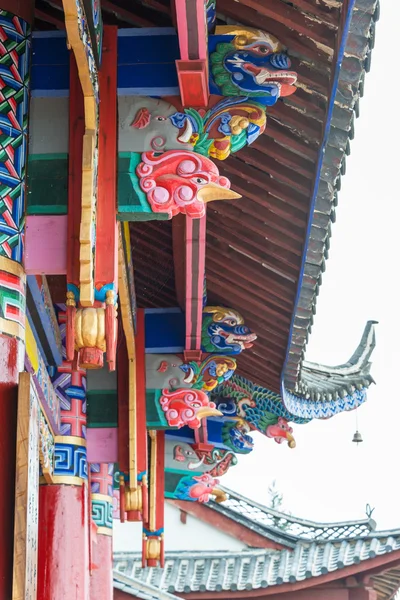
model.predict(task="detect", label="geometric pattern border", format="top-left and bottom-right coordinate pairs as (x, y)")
top-left (54, 441), bottom-right (87, 483)
top-left (0, 11), bottom-right (31, 262)
top-left (92, 493), bottom-right (113, 534)
top-left (0, 254), bottom-right (25, 339)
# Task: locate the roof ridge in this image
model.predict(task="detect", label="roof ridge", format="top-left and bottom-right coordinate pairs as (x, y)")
top-left (215, 487), bottom-right (376, 538)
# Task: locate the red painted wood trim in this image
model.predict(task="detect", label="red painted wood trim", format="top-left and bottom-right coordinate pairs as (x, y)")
top-left (185, 216), bottom-right (193, 350)
top-left (168, 500), bottom-right (288, 551)
top-left (0, 382), bottom-right (17, 599)
top-left (67, 55), bottom-right (85, 288)
top-left (185, 214), bottom-right (206, 351)
top-left (180, 551), bottom-right (400, 598)
top-left (155, 431), bottom-right (165, 531)
top-left (136, 309), bottom-right (148, 476)
top-left (172, 214), bottom-right (186, 310)
top-left (89, 534), bottom-right (113, 600)
top-left (195, 214), bottom-right (206, 347)
top-left (174, 0), bottom-right (207, 60)
top-left (3, 0), bottom-right (34, 24)
top-left (117, 325), bottom-right (129, 473)
top-left (95, 26), bottom-right (118, 292)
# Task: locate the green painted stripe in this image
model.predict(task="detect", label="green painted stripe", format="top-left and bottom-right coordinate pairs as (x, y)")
top-left (87, 390), bottom-right (118, 428)
top-left (27, 154), bottom-right (69, 215)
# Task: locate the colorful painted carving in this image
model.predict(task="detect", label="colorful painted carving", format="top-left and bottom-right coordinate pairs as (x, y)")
top-left (160, 388), bottom-right (222, 429)
top-left (221, 420), bottom-right (254, 454)
top-left (170, 97), bottom-right (266, 160)
top-left (169, 441), bottom-right (207, 471)
top-left (206, 0), bottom-right (217, 33)
top-left (193, 446), bottom-right (238, 478)
top-left (0, 11), bottom-right (31, 262)
top-left (136, 150), bottom-right (240, 219)
top-left (213, 374), bottom-right (300, 449)
top-left (173, 473), bottom-right (227, 503)
top-left (201, 306), bottom-right (257, 354)
top-left (209, 26), bottom-right (297, 105)
top-left (166, 439), bottom-right (237, 477)
top-left (120, 95), bottom-right (266, 161)
top-left (266, 417), bottom-right (296, 448)
top-left (65, 289), bottom-right (118, 371)
top-left (146, 354), bottom-right (236, 392)
top-left (119, 96), bottom-right (193, 153)
top-left (83, 0), bottom-right (103, 67)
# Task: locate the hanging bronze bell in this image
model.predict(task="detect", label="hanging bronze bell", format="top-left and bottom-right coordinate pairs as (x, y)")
top-left (352, 430), bottom-right (363, 444)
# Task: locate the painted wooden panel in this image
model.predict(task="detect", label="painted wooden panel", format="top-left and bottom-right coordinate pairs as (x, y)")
top-left (31, 29), bottom-right (180, 97)
top-left (12, 373), bottom-right (40, 600)
top-left (87, 428), bottom-right (118, 463)
top-left (25, 216), bottom-right (68, 275)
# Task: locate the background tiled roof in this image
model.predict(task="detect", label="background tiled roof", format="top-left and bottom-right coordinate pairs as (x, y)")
top-left (114, 532), bottom-right (400, 596)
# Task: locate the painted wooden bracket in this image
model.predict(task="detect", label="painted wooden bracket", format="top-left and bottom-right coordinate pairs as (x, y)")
top-left (62, 0), bottom-right (100, 306)
top-left (143, 430), bottom-right (165, 568)
top-left (118, 223), bottom-right (138, 490)
top-left (185, 214), bottom-right (207, 352)
top-left (174, 0), bottom-right (209, 107)
top-left (176, 59), bottom-right (209, 108)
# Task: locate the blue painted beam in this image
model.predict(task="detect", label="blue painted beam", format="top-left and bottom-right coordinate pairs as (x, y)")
top-left (31, 28), bottom-right (181, 97)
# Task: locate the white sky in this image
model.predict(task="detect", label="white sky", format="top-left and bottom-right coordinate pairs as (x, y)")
top-left (223, 1), bottom-right (400, 531)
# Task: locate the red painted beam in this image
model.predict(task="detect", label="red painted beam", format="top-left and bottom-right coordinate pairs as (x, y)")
top-left (174, 0), bottom-right (209, 107)
top-left (185, 214), bottom-right (206, 353)
top-left (95, 26), bottom-right (118, 294)
top-left (117, 326), bottom-right (129, 475)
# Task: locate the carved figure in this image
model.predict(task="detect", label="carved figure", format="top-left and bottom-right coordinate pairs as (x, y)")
top-left (266, 417), bottom-right (296, 448)
top-left (165, 439), bottom-right (238, 477)
top-left (173, 473), bottom-right (227, 503)
top-left (66, 289), bottom-right (118, 370)
top-left (221, 419), bottom-right (254, 454)
top-left (146, 353), bottom-right (236, 392)
top-left (170, 97), bottom-right (266, 160)
top-left (136, 150), bottom-right (240, 219)
top-left (119, 96), bottom-right (193, 153)
top-left (213, 374), bottom-right (300, 448)
top-left (201, 306), bottom-right (257, 354)
top-left (210, 26), bottom-right (297, 105)
top-left (160, 388), bottom-right (222, 429)
top-left (195, 446), bottom-right (238, 477)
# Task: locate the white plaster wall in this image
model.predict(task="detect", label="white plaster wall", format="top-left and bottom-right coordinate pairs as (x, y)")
top-left (113, 502), bottom-right (247, 552)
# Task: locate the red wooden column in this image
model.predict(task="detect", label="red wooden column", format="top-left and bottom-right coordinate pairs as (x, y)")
top-left (37, 311), bottom-right (89, 599)
top-left (0, 1), bottom-right (33, 597)
top-left (87, 25), bottom-right (118, 600)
